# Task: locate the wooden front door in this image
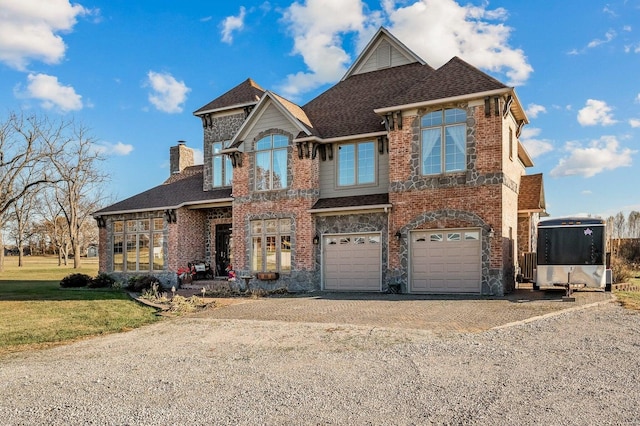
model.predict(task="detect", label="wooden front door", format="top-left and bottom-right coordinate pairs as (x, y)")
top-left (215, 224), bottom-right (232, 277)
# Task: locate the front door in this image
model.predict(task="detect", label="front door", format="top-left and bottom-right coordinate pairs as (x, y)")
top-left (215, 224), bottom-right (232, 277)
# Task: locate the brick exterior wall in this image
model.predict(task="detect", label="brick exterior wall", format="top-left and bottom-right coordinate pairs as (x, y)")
top-left (230, 127), bottom-right (320, 291)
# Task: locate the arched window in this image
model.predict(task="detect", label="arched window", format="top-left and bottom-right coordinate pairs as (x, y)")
top-left (255, 134), bottom-right (288, 190)
top-left (421, 108), bottom-right (466, 175)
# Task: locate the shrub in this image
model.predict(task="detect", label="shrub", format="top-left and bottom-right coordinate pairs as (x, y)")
top-left (60, 273), bottom-right (92, 288)
top-left (88, 273), bottom-right (116, 288)
top-left (611, 256), bottom-right (633, 284)
top-left (126, 275), bottom-right (160, 292)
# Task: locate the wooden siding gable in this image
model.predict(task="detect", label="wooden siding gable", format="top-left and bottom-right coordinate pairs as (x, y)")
top-left (342, 27), bottom-right (426, 81)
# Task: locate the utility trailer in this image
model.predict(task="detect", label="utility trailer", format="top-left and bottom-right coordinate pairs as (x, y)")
top-left (533, 217), bottom-right (611, 292)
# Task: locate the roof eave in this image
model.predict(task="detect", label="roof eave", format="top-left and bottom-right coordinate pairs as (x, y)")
top-left (93, 198), bottom-right (234, 217)
top-left (193, 101), bottom-right (258, 116)
top-left (308, 204), bottom-right (393, 215)
top-left (373, 87), bottom-right (512, 114)
top-left (294, 131), bottom-right (388, 144)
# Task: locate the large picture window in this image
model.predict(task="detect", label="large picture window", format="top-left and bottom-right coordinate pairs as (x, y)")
top-left (337, 141), bottom-right (375, 186)
top-left (112, 218), bottom-right (164, 272)
top-left (212, 140), bottom-right (233, 187)
top-left (255, 134), bottom-right (288, 191)
top-left (251, 218), bottom-right (291, 273)
top-left (421, 108), bottom-right (466, 175)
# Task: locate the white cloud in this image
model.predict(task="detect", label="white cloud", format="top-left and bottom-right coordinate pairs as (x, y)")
top-left (145, 71), bottom-right (190, 113)
top-left (519, 127), bottom-right (554, 158)
top-left (577, 99), bottom-right (617, 126)
top-left (0, 0), bottom-right (89, 70)
top-left (635, 93), bottom-right (640, 103)
top-left (17, 73), bottom-right (83, 112)
top-left (525, 103), bottom-right (546, 119)
top-left (587, 30), bottom-right (616, 49)
top-left (386, 0), bottom-right (532, 85)
top-left (278, 0), bottom-right (532, 98)
top-left (550, 136), bottom-right (635, 178)
top-left (279, 0), bottom-right (367, 98)
top-left (93, 141), bottom-right (134, 156)
top-left (581, 190), bottom-right (593, 195)
top-left (630, 118), bottom-right (640, 128)
top-left (221, 6), bottom-right (246, 44)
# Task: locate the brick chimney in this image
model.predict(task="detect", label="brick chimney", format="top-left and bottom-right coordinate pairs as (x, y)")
top-left (169, 140), bottom-right (194, 175)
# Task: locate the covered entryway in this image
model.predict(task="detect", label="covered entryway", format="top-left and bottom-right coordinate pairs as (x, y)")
top-left (410, 228), bottom-right (481, 293)
top-left (323, 233), bottom-right (381, 291)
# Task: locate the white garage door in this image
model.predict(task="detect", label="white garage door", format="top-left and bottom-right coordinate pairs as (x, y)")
top-left (323, 233), bottom-right (381, 291)
top-left (410, 228), bottom-right (481, 293)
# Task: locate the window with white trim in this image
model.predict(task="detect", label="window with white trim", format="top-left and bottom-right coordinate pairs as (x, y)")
top-left (421, 108), bottom-right (467, 175)
top-left (255, 134), bottom-right (288, 191)
top-left (251, 218), bottom-right (291, 273)
top-left (337, 141), bottom-right (375, 186)
top-left (212, 140), bottom-right (233, 187)
top-left (113, 218), bottom-right (164, 272)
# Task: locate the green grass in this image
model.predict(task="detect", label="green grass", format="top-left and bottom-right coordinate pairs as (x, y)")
top-left (0, 256), bottom-right (161, 356)
top-left (616, 273), bottom-right (640, 311)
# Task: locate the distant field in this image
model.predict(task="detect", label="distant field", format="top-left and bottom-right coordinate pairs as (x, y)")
top-left (0, 256), bottom-right (160, 356)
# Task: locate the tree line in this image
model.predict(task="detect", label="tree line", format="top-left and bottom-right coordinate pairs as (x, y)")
top-left (606, 211), bottom-right (640, 265)
top-left (0, 111), bottom-right (109, 271)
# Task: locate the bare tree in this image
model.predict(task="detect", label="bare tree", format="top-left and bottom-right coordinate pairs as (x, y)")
top-left (50, 122), bottom-right (108, 269)
top-left (0, 112), bottom-right (59, 271)
top-left (6, 172), bottom-right (42, 266)
top-left (39, 188), bottom-right (71, 265)
top-left (627, 211), bottom-right (640, 239)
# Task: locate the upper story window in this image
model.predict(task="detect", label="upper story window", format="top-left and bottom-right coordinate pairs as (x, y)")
top-left (255, 134), bottom-right (288, 191)
top-left (212, 141), bottom-right (233, 187)
top-left (337, 141), bottom-right (375, 186)
top-left (421, 108), bottom-right (467, 175)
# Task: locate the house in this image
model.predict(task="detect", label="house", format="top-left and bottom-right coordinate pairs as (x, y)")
top-left (93, 27), bottom-right (546, 295)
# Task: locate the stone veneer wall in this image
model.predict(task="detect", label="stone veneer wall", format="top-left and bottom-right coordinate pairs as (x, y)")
top-left (202, 112), bottom-right (246, 192)
top-left (205, 207), bottom-right (233, 264)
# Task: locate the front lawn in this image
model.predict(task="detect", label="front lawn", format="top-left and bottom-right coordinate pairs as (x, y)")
top-left (0, 256), bottom-right (160, 356)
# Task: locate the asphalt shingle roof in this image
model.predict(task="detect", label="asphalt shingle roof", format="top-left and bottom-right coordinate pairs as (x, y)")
top-left (311, 193), bottom-right (390, 210)
top-left (94, 166), bottom-right (232, 215)
top-left (193, 78), bottom-right (265, 114)
top-left (518, 173), bottom-right (545, 211)
top-left (385, 56), bottom-right (507, 108)
top-left (301, 62), bottom-right (429, 139)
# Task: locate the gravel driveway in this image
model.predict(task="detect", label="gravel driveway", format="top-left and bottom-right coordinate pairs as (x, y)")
top-left (1, 294), bottom-right (639, 425)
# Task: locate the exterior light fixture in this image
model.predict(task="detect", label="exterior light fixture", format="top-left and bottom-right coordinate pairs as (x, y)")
top-left (313, 234), bottom-right (320, 245)
top-left (395, 231), bottom-right (402, 239)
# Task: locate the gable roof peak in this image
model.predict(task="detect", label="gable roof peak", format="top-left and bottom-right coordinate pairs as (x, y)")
top-left (193, 77), bottom-right (265, 115)
top-left (341, 26), bottom-right (428, 81)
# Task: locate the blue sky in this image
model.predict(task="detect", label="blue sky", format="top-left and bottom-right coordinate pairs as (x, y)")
top-left (1, 0), bottom-right (639, 219)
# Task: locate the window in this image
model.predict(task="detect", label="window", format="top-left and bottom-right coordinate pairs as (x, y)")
top-left (255, 134), bottom-right (288, 190)
top-left (212, 141), bottom-right (233, 187)
top-left (112, 218), bottom-right (164, 272)
top-left (421, 108), bottom-right (466, 175)
top-left (251, 218), bottom-right (291, 273)
top-left (337, 141), bottom-right (375, 186)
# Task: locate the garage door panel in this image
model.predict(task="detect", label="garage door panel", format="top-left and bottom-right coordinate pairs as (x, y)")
top-left (411, 228), bottom-right (481, 294)
top-left (324, 233), bottom-right (381, 291)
